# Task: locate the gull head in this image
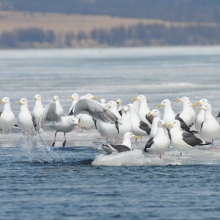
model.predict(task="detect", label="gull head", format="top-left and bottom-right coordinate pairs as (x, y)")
top-left (117, 99), bottom-right (122, 105)
top-left (0, 97), bottom-right (10, 104)
top-left (134, 95), bottom-right (146, 102)
top-left (148, 109), bottom-right (160, 117)
top-left (17, 98), bottom-right (28, 105)
top-left (122, 106), bottom-right (128, 113)
top-left (34, 94), bottom-right (41, 101)
top-left (124, 132), bottom-right (139, 140)
top-left (53, 96), bottom-right (59, 101)
top-left (184, 102), bottom-right (195, 108)
top-left (177, 96), bottom-right (190, 102)
top-left (199, 103), bottom-right (212, 111)
top-left (158, 119), bottom-right (167, 128)
top-left (158, 99), bottom-right (171, 108)
top-left (127, 103), bottom-right (134, 111)
top-left (196, 98), bottom-right (208, 105)
top-left (166, 120), bottom-right (181, 129)
top-left (85, 94), bottom-right (97, 100)
top-left (69, 93), bottom-right (79, 100)
top-left (69, 117), bottom-right (80, 126)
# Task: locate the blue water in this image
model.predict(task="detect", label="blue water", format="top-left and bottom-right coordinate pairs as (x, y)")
top-left (0, 46), bottom-right (220, 219)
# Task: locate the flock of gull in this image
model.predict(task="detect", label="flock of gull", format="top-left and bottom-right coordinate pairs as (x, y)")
top-left (0, 93), bottom-right (219, 158)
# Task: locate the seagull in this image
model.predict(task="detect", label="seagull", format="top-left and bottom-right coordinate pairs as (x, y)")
top-left (195, 98), bottom-right (208, 132)
top-left (17, 98), bottom-right (37, 135)
top-left (167, 120), bottom-right (211, 156)
top-left (102, 132), bottom-right (139, 154)
top-left (116, 106), bottom-right (133, 140)
top-left (144, 120), bottom-right (170, 158)
top-left (32, 94), bottom-right (44, 124)
top-left (74, 98), bottom-right (120, 143)
top-left (158, 99), bottom-right (176, 125)
top-left (68, 93), bottom-right (79, 115)
top-left (78, 94), bottom-right (97, 131)
top-left (53, 96), bottom-right (64, 116)
top-left (0, 97), bottom-right (16, 134)
top-left (127, 103), bottom-right (151, 142)
top-left (177, 96), bottom-right (196, 125)
top-left (134, 95), bottom-right (152, 126)
top-left (96, 101), bottom-right (121, 142)
top-left (199, 103), bottom-right (220, 149)
top-left (38, 103), bottom-right (80, 147)
top-left (117, 99), bottom-right (123, 116)
top-left (147, 109), bottom-right (161, 138)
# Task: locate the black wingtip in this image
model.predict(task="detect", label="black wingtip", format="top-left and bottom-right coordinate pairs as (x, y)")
top-left (216, 112), bottom-right (220, 118)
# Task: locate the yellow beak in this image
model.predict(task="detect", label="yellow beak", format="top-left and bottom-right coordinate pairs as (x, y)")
top-left (166, 124), bottom-right (172, 127)
top-left (196, 101), bottom-right (201, 105)
top-left (147, 112), bottom-right (152, 117)
top-left (17, 101), bottom-right (21, 104)
top-left (177, 99), bottom-right (181, 102)
top-left (158, 104), bottom-right (162, 108)
top-left (134, 98), bottom-right (138, 101)
top-left (77, 123), bottom-right (80, 127)
top-left (0, 101), bottom-right (3, 104)
top-left (125, 110), bottom-right (127, 112)
top-left (198, 107), bottom-right (203, 110)
top-left (134, 136), bottom-right (139, 139)
top-left (53, 99), bottom-right (55, 101)
top-left (117, 101), bottom-right (119, 104)
top-left (191, 104), bottom-right (196, 107)
top-left (163, 124), bottom-right (167, 127)
top-left (92, 96), bottom-right (97, 99)
top-left (34, 97), bottom-right (37, 100)
top-left (69, 97), bottom-right (73, 99)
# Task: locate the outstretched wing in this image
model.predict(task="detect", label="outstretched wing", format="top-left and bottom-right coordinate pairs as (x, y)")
top-left (74, 99), bottom-right (119, 123)
top-left (38, 103), bottom-right (60, 131)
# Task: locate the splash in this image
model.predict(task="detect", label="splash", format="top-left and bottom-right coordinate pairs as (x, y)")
top-left (17, 132), bottom-right (66, 164)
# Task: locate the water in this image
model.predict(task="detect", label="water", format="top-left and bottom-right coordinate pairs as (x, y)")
top-left (0, 46), bottom-right (220, 219)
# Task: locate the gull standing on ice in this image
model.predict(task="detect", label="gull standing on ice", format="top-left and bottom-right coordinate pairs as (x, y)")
top-left (158, 99), bottom-right (176, 125)
top-left (144, 120), bottom-right (170, 158)
top-left (134, 95), bottom-right (153, 126)
top-left (195, 98), bottom-right (208, 132)
top-left (167, 120), bottom-right (211, 156)
top-left (147, 109), bottom-right (161, 138)
top-left (177, 96), bottom-right (196, 125)
top-left (199, 103), bottom-right (220, 149)
top-left (0, 97), bottom-right (16, 134)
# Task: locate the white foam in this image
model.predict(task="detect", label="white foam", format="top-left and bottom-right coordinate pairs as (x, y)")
top-left (92, 148), bottom-right (220, 166)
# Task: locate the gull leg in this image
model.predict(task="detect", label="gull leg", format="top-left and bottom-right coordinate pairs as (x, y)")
top-left (100, 135), bottom-right (102, 140)
top-left (213, 139), bottom-right (220, 149)
top-left (159, 154), bottom-right (161, 159)
top-left (106, 138), bottom-right (108, 144)
top-left (135, 138), bottom-right (137, 145)
top-left (186, 151), bottom-right (188, 156)
top-left (140, 137), bottom-right (142, 143)
top-left (63, 133), bottom-right (66, 147)
top-left (82, 128), bottom-right (84, 133)
top-left (180, 152), bottom-right (182, 157)
top-left (52, 132), bottom-right (57, 147)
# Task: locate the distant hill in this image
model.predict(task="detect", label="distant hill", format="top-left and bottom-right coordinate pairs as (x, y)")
top-left (1, 0), bottom-right (220, 23)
